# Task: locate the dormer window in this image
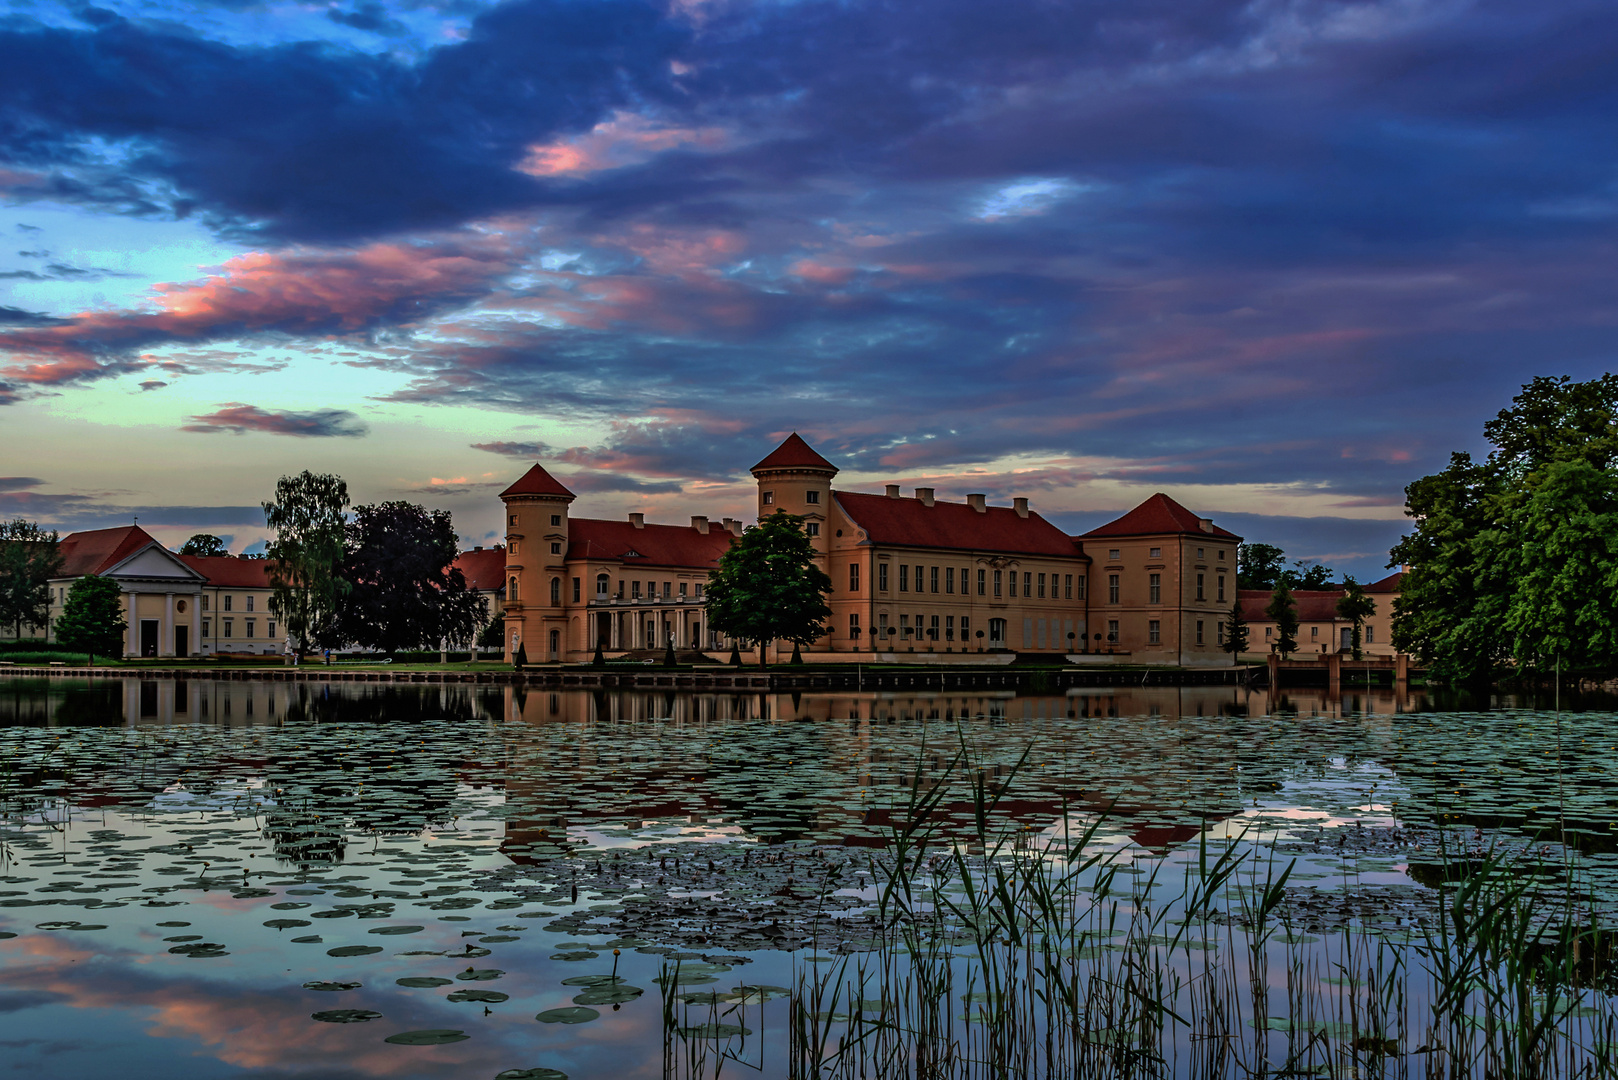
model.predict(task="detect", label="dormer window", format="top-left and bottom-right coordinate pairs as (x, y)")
top-left (762, 491), bottom-right (774, 505)
top-left (805, 490), bottom-right (819, 504)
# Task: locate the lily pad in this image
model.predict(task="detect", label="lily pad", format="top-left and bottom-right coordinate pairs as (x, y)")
top-left (550, 950), bottom-right (597, 961)
top-left (396, 976), bottom-right (454, 988)
top-left (265, 919), bottom-right (312, 930)
top-left (328, 945), bottom-right (384, 957)
top-left (535, 1007), bottom-right (599, 1025)
top-left (495, 1070), bottom-right (567, 1080)
top-left (368, 925), bottom-right (424, 936)
top-left (304, 980), bottom-right (362, 991)
top-left (573, 985), bottom-right (643, 1005)
top-left (447, 989), bottom-right (509, 1003)
top-left (385, 1029), bottom-right (470, 1045)
top-left (456, 968), bottom-right (504, 981)
top-left (313, 1009), bottom-right (383, 1023)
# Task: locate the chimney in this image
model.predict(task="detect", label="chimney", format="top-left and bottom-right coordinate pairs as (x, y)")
top-left (721, 517), bottom-right (733, 532)
top-left (473, 545), bottom-right (483, 551)
top-left (1199, 518), bottom-right (1214, 533)
top-left (629, 512), bottom-right (645, 529)
top-left (885, 484), bottom-right (901, 499)
top-left (967, 493), bottom-right (987, 513)
top-left (915, 487), bottom-right (935, 507)
top-left (729, 519), bottom-right (744, 536)
top-left (1013, 497), bottom-right (1029, 518)
top-left (691, 515), bottom-right (709, 534)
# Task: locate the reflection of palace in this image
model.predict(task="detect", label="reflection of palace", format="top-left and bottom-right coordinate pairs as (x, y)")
top-left (501, 433), bottom-right (1243, 666)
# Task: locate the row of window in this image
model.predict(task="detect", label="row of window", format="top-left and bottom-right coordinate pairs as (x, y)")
top-left (855, 613), bottom-right (989, 643)
top-left (50, 590), bottom-right (266, 613)
top-left (201, 618), bottom-right (275, 639)
top-left (514, 575), bottom-right (709, 604)
top-left (760, 490), bottom-right (820, 506)
top-left (1103, 545), bottom-right (1227, 563)
top-left (871, 564), bottom-right (1084, 600)
top-left (1262, 625), bottom-right (1378, 642)
top-left (1103, 573), bottom-right (1227, 604)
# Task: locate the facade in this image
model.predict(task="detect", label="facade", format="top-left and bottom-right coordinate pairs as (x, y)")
top-left (500, 433), bottom-right (1243, 666)
top-left (29, 526), bottom-right (279, 657)
top-left (1239, 569), bottom-right (1405, 657)
top-left (452, 546), bottom-right (509, 647)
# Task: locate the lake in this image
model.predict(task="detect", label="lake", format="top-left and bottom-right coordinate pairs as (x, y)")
top-left (1, 677), bottom-right (1614, 1079)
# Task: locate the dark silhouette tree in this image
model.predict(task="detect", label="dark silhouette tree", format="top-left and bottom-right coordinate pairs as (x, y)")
top-left (340, 501), bottom-right (486, 655)
top-left (178, 534), bottom-right (229, 557)
top-left (263, 471), bottom-right (350, 655)
top-left (1335, 576), bottom-right (1377, 660)
top-left (1265, 581), bottom-right (1299, 658)
top-left (0, 519), bottom-right (61, 640)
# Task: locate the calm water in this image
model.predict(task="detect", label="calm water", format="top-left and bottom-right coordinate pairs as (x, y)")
top-left (0, 678), bottom-right (1614, 1079)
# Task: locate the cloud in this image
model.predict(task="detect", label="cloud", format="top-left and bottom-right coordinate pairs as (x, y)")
top-left (0, 306), bottom-right (64, 326)
top-left (470, 440), bottom-right (551, 457)
top-left (138, 379), bottom-right (168, 391)
top-left (181, 404), bottom-right (369, 437)
top-left (0, 476), bottom-right (43, 491)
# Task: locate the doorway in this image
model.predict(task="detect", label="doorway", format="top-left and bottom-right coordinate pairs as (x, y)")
top-left (175, 626), bottom-right (189, 659)
top-left (548, 628), bottom-right (560, 661)
top-left (140, 620), bottom-right (159, 657)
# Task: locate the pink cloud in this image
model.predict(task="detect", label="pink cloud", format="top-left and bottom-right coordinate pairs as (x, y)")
top-left (518, 111), bottom-right (734, 179)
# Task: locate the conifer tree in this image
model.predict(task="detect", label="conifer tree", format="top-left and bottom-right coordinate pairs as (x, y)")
top-left (1265, 581), bottom-right (1299, 658)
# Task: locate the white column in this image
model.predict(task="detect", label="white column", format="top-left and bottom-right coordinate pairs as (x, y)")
top-left (125, 589), bottom-right (137, 657)
top-left (191, 593), bottom-right (201, 658)
top-left (164, 592), bottom-right (175, 657)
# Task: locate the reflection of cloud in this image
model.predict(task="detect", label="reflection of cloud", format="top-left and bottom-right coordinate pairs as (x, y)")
top-left (182, 404), bottom-right (369, 438)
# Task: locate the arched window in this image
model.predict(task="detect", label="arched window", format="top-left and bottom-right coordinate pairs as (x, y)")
top-left (595, 573), bottom-right (610, 599)
top-left (549, 577), bottom-right (560, 605)
top-left (508, 576), bottom-right (519, 602)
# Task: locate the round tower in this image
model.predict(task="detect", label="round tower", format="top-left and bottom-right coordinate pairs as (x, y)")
top-left (750, 432), bottom-right (838, 557)
top-left (497, 463), bottom-right (576, 662)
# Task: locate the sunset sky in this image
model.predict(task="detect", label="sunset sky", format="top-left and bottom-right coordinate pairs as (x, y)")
top-left (2, 0), bottom-right (1613, 578)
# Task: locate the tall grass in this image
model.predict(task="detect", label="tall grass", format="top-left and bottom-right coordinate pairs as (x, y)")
top-left (662, 732), bottom-right (1618, 1079)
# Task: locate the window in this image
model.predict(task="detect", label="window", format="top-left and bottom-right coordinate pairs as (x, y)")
top-left (1196, 620), bottom-right (1204, 645)
top-left (945, 566), bottom-right (954, 593)
top-left (930, 566), bottom-right (939, 593)
top-left (1108, 574), bottom-right (1120, 604)
top-left (977, 568), bottom-right (986, 595)
top-left (510, 514), bottom-right (518, 525)
top-left (1037, 572), bottom-right (1046, 598)
top-left (899, 564), bottom-right (909, 592)
top-left (1196, 573), bottom-right (1205, 601)
top-left (224, 619), bottom-right (234, 638)
top-left (1148, 620), bottom-right (1161, 644)
top-left (805, 490), bottom-right (819, 504)
top-left (510, 540), bottom-right (519, 556)
top-left (989, 617), bottom-right (1006, 644)
top-left (663, 581), bottom-right (672, 598)
top-left (596, 573), bottom-right (609, 599)
top-left (762, 491), bottom-right (774, 505)
top-left (1022, 571), bottom-right (1031, 596)
top-left (246, 596), bottom-right (255, 612)
top-left (879, 563), bottom-right (889, 591)
top-left (202, 595), bottom-right (210, 612)
top-left (1076, 575), bottom-right (1086, 600)
top-left (202, 619), bottom-right (211, 637)
top-left (1219, 549), bottom-right (1226, 560)
top-left (1197, 547), bottom-right (1205, 560)
top-left (915, 566), bottom-right (924, 594)
top-left (1063, 574), bottom-right (1072, 599)
top-left (961, 616), bottom-right (970, 640)
top-left (573, 577), bottom-right (581, 602)
top-left (929, 615), bottom-right (939, 640)
top-left (551, 542), bottom-right (562, 555)
top-left (679, 582), bottom-right (688, 597)
top-left (509, 576), bottom-right (519, 601)
top-left (550, 578), bottom-right (561, 605)
top-left (849, 613), bottom-right (861, 639)
top-left (962, 567), bottom-right (970, 595)
top-left (632, 581), bottom-right (642, 599)
top-left (806, 522), bottom-right (820, 537)
top-left (268, 620), bottom-right (277, 639)
top-left (899, 613), bottom-right (910, 637)
top-left (1149, 547), bottom-right (1162, 559)
top-left (224, 595), bottom-right (233, 612)
top-left (1149, 574), bottom-right (1161, 604)
top-left (849, 564), bottom-right (860, 592)
top-left (1311, 626), bottom-right (1319, 639)
top-left (945, 615), bottom-right (955, 640)
top-left (993, 569), bottom-right (1003, 598)
top-left (1217, 622), bottom-right (1225, 646)
top-left (1008, 571), bottom-right (1017, 598)
top-left (1218, 576), bottom-right (1226, 603)
top-left (1266, 627), bottom-right (1273, 638)
top-left (551, 514), bottom-right (561, 526)
top-left (695, 583), bottom-right (703, 599)
top-left (1366, 625), bottom-right (1375, 643)
top-left (1106, 620), bottom-right (1118, 643)
top-left (1108, 549), bottom-right (1120, 561)
top-left (246, 619), bottom-right (256, 638)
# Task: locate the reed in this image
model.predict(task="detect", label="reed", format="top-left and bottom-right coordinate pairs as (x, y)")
top-left (661, 731), bottom-right (1618, 1079)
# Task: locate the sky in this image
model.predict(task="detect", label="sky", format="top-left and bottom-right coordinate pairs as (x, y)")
top-left (1, 0), bottom-right (1615, 578)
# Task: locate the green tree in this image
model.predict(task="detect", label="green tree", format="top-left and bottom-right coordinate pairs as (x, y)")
top-left (703, 513), bottom-right (831, 667)
top-left (263, 471), bottom-right (351, 654)
top-left (1265, 581), bottom-right (1299, 658)
top-left (340, 501), bottom-right (486, 654)
top-left (1292, 561), bottom-right (1335, 589)
top-left (1221, 598), bottom-right (1249, 657)
top-left (1334, 575), bottom-right (1377, 660)
top-left (55, 576), bottom-right (126, 663)
top-left (178, 534), bottom-right (229, 557)
top-left (1237, 543), bottom-right (1287, 590)
top-left (0, 519), bottom-right (62, 639)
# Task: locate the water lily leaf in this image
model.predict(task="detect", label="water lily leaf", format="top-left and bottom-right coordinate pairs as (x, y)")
top-left (265, 919), bottom-right (312, 930)
top-left (549, 950), bottom-right (597, 961)
top-left (368, 925), bottom-right (424, 936)
top-left (327, 945), bottom-right (383, 957)
top-left (291, 935), bottom-right (324, 944)
top-left (447, 989), bottom-right (509, 1003)
top-left (677, 1022), bottom-right (751, 1039)
top-left (313, 1009), bottom-right (382, 1023)
top-left (572, 985), bottom-right (643, 1005)
top-left (304, 980), bottom-right (361, 991)
top-left (456, 968), bottom-right (504, 981)
top-left (495, 1070), bottom-right (567, 1080)
top-left (385, 1029), bottom-right (470, 1045)
top-left (535, 1007), bottom-right (598, 1024)
top-left (396, 976), bottom-right (453, 988)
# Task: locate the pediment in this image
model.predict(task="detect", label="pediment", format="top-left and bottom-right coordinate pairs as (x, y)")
top-left (106, 543), bottom-right (207, 582)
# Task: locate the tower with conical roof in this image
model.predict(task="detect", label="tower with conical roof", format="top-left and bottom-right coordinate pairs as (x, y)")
top-left (751, 433), bottom-right (838, 558)
top-left (499, 464), bottom-right (576, 662)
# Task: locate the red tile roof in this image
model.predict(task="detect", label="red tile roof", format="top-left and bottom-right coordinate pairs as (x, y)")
top-left (566, 518), bottom-right (734, 569)
top-left (1366, 570), bottom-right (1406, 593)
top-left (55, 526), bottom-right (160, 577)
top-left (1238, 588), bottom-right (1346, 623)
top-left (454, 547), bottom-right (508, 591)
top-left (178, 555), bottom-right (275, 589)
top-left (500, 464), bottom-right (576, 499)
top-left (836, 491), bottom-right (1085, 558)
top-left (752, 433), bottom-right (838, 474)
top-left (1080, 494), bottom-right (1241, 540)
